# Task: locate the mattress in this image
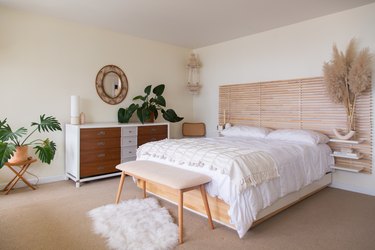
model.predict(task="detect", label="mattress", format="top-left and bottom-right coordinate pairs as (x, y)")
top-left (137, 136), bottom-right (333, 237)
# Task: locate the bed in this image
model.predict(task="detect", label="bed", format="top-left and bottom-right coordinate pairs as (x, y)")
top-left (134, 76), bottom-right (371, 237)
top-left (137, 130), bottom-right (333, 237)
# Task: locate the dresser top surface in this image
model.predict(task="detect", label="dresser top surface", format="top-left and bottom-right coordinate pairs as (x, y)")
top-left (66, 122), bottom-right (169, 129)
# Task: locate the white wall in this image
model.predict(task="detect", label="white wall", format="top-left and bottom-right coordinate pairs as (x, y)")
top-left (0, 7), bottom-right (193, 185)
top-left (194, 3), bottom-right (375, 195)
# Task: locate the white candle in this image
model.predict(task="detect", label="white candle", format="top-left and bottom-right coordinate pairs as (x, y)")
top-left (71, 95), bottom-right (80, 117)
top-left (71, 95), bottom-right (80, 124)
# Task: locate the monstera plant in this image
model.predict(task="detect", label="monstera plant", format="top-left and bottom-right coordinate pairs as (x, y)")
top-left (0, 115), bottom-right (62, 168)
top-left (118, 84), bottom-right (184, 124)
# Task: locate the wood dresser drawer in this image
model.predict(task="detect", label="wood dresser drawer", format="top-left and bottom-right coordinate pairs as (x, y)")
top-left (137, 125), bottom-right (168, 146)
top-left (80, 160), bottom-right (120, 178)
top-left (80, 127), bottom-right (120, 139)
top-left (80, 137), bottom-right (120, 151)
top-left (80, 148), bottom-right (120, 164)
top-left (138, 125), bottom-right (168, 136)
top-left (138, 133), bottom-right (168, 146)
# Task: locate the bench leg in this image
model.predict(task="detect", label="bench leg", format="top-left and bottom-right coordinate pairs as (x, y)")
top-left (142, 180), bottom-right (147, 198)
top-left (200, 185), bottom-right (214, 230)
top-left (115, 172), bottom-right (126, 204)
top-left (178, 190), bottom-right (184, 244)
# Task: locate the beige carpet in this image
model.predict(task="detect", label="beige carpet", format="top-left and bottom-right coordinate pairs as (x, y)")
top-left (1, 176), bottom-right (375, 250)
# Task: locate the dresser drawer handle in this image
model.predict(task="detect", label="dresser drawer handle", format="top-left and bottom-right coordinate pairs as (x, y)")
top-left (128, 140), bottom-right (133, 143)
top-left (150, 138), bottom-right (157, 141)
top-left (97, 131), bottom-right (106, 136)
top-left (97, 142), bottom-right (105, 146)
top-left (128, 151), bottom-right (133, 154)
top-left (97, 166), bottom-right (105, 170)
top-left (97, 153), bottom-right (106, 158)
top-left (151, 128), bottom-right (156, 132)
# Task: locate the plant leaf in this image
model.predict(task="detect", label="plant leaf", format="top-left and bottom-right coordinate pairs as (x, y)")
top-left (0, 124), bottom-right (27, 144)
top-left (31, 114), bottom-right (62, 133)
top-left (118, 104), bottom-right (138, 123)
top-left (137, 108), bottom-right (145, 124)
top-left (33, 139), bottom-right (57, 164)
top-left (133, 95), bottom-right (146, 101)
top-left (161, 109), bottom-right (184, 123)
top-left (0, 142), bottom-right (16, 168)
top-left (153, 84), bottom-right (165, 96)
top-left (144, 85), bottom-right (152, 95)
top-left (155, 96), bottom-right (166, 107)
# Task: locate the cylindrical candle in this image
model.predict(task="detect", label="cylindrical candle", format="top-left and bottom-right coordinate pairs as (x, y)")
top-left (71, 95), bottom-right (80, 125)
top-left (71, 95), bottom-right (80, 117)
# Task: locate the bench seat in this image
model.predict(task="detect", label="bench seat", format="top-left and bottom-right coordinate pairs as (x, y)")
top-left (115, 160), bottom-right (214, 244)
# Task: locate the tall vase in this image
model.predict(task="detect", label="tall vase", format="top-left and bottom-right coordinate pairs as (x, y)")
top-left (8, 146), bottom-right (29, 164)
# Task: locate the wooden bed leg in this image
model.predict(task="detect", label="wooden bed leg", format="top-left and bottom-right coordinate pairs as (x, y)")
top-left (200, 185), bottom-right (214, 230)
top-left (142, 180), bottom-right (147, 198)
top-left (178, 190), bottom-right (184, 244)
top-left (115, 172), bottom-right (126, 204)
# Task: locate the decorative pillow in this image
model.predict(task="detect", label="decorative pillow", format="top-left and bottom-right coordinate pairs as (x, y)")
top-left (221, 125), bottom-right (272, 139)
top-left (266, 129), bottom-right (329, 145)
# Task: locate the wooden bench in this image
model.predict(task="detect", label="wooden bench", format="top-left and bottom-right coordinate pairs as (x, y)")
top-left (115, 160), bottom-right (214, 244)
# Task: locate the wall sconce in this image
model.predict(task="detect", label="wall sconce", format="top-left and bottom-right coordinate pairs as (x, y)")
top-left (187, 53), bottom-right (201, 94)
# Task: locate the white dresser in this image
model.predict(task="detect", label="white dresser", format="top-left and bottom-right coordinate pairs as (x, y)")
top-left (65, 122), bottom-right (169, 187)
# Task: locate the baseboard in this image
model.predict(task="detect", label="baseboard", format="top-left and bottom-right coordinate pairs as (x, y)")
top-left (0, 174), bottom-right (66, 190)
top-left (329, 182), bottom-right (375, 196)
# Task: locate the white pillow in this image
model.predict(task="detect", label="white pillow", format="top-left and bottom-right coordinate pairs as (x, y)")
top-left (221, 125), bottom-right (272, 139)
top-left (266, 129), bottom-right (329, 145)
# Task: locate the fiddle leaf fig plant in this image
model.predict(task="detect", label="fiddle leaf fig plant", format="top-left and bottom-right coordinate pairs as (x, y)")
top-left (118, 84), bottom-right (184, 124)
top-left (0, 114), bottom-right (62, 168)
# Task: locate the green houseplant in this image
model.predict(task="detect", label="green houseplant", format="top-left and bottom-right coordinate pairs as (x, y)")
top-left (0, 114), bottom-right (62, 168)
top-left (118, 84), bottom-right (184, 124)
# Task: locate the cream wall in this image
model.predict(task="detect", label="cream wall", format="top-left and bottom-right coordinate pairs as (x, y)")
top-left (0, 7), bottom-right (193, 186)
top-left (194, 3), bottom-right (375, 195)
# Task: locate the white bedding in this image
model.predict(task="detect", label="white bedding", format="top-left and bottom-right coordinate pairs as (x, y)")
top-left (137, 136), bottom-right (333, 238)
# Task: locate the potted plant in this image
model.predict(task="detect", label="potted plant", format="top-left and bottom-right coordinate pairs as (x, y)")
top-left (0, 114), bottom-right (62, 168)
top-left (118, 84), bottom-right (184, 124)
top-left (323, 38), bottom-right (372, 139)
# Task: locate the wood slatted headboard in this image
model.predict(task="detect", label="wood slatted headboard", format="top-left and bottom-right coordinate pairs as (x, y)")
top-left (219, 76), bottom-right (372, 173)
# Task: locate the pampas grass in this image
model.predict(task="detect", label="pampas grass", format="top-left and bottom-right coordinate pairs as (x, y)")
top-left (323, 38), bottom-right (373, 131)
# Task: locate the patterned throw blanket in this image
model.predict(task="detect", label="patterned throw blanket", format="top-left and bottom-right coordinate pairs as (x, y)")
top-left (137, 138), bottom-right (279, 192)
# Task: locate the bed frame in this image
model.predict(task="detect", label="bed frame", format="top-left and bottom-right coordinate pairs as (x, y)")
top-left (140, 76), bottom-right (372, 231)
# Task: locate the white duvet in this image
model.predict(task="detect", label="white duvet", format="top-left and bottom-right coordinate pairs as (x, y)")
top-left (137, 137), bottom-right (333, 238)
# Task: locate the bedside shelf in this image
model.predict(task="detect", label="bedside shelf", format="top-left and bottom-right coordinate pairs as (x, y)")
top-left (329, 139), bottom-right (364, 144)
top-left (330, 153), bottom-right (363, 160)
top-left (330, 165), bottom-right (364, 173)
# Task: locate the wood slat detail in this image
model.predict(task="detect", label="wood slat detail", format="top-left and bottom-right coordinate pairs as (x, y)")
top-left (219, 76), bottom-right (372, 173)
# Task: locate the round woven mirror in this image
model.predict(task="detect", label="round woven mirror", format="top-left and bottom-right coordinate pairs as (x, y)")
top-left (96, 65), bottom-right (128, 105)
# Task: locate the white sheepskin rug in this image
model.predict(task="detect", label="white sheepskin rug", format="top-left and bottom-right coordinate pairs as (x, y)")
top-left (88, 198), bottom-right (178, 250)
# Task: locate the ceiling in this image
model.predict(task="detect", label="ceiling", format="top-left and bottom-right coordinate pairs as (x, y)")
top-left (1, 0), bottom-right (374, 48)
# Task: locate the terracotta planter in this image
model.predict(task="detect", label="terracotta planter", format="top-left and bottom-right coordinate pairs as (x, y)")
top-left (8, 145), bottom-right (29, 164)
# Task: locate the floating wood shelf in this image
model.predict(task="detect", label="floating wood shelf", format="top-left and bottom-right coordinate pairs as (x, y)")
top-left (330, 165), bottom-right (364, 173)
top-left (330, 153), bottom-right (363, 160)
top-left (329, 139), bottom-right (364, 144)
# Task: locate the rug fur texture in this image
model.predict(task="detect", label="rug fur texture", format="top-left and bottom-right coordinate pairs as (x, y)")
top-left (88, 198), bottom-right (178, 250)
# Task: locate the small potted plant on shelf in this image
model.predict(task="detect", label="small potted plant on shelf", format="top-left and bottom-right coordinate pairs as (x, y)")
top-left (0, 114), bottom-right (62, 168)
top-left (118, 84), bottom-right (184, 124)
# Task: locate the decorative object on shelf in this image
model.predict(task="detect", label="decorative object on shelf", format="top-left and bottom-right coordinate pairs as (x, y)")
top-left (187, 53), bottom-right (201, 94)
top-left (0, 114), bottom-right (62, 167)
top-left (70, 95), bottom-right (80, 125)
top-left (96, 65), bottom-right (129, 105)
top-left (323, 38), bottom-right (373, 139)
top-left (79, 112), bottom-right (85, 124)
top-left (118, 84), bottom-right (184, 124)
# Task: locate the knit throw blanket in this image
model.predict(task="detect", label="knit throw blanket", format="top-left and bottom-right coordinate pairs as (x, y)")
top-left (137, 138), bottom-right (279, 192)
